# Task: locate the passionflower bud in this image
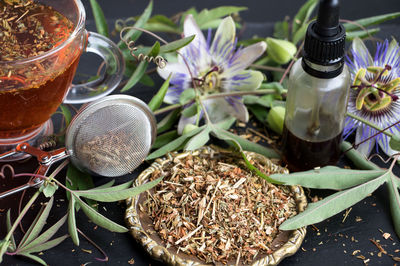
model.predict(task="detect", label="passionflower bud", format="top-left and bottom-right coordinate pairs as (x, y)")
top-left (267, 106), bottom-right (285, 135)
top-left (266, 38), bottom-right (297, 65)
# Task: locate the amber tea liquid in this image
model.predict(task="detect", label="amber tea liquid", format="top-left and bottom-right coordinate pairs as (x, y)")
top-left (282, 126), bottom-right (342, 172)
top-left (0, 0), bottom-right (80, 139)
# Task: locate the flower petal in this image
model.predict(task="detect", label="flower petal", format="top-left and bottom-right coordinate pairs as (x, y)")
top-left (355, 125), bottom-right (376, 157)
top-left (181, 14), bottom-right (211, 73)
top-left (221, 70), bottom-right (264, 91)
top-left (351, 38), bottom-right (373, 69)
top-left (205, 98), bottom-right (248, 123)
top-left (210, 16), bottom-right (236, 65)
top-left (224, 42), bottom-right (267, 74)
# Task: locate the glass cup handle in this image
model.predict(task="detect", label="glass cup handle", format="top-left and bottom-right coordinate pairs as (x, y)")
top-left (63, 31), bottom-right (125, 104)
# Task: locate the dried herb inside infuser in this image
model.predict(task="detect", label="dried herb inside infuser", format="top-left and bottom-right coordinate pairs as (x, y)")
top-left (142, 152), bottom-right (298, 264)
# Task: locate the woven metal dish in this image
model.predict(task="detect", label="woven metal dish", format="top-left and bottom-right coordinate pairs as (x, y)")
top-left (126, 147), bottom-right (307, 266)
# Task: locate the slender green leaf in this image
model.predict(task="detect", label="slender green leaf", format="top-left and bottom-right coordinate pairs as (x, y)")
top-left (19, 215), bottom-right (67, 252)
top-left (144, 22), bottom-right (181, 34)
top-left (75, 195), bottom-right (128, 232)
top-left (19, 235), bottom-right (69, 254)
top-left (66, 165), bottom-right (97, 209)
top-left (248, 104), bottom-right (268, 123)
top-left (292, 0), bottom-right (318, 35)
top-left (344, 12), bottom-right (400, 32)
top-left (341, 141), bottom-right (381, 170)
top-left (153, 130), bottom-right (179, 149)
top-left (212, 128), bottom-right (280, 159)
top-left (386, 174), bottom-right (400, 238)
top-left (118, 0), bottom-right (153, 47)
top-left (6, 210), bottom-right (16, 252)
top-left (87, 180), bottom-right (134, 194)
top-left (0, 240), bottom-right (10, 263)
top-left (68, 197), bottom-right (79, 246)
top-left (121, 42), bottom-right (160, 92)
top-left (182, 104), bottom-right (198, 118)
top-left (195, 6), bottom-right (247, 27)
top-left (89, 0), bottom-right (109, 37)
top-left (280, 172), bottom-right (389, 230)
top-left (42, 183), bottom-right (58, 198)
top-left (159, 35), bottom-right (195, 53)
top-left (148, 15), bottom-right (177, 27)
top-left (185, 127), bottom-right (211, 151)
top-left (390, 134), bottom-right (400, 151)
top-left (59, 105), bottom-right (72, 128)
top-left (139, 74), bottom-right (155, 87)
top-left (274, 21), bottom-right (289, 40)
top-left (19, 253), bottom-right (47, 266)
top-left (292, 22), bottom-right (309, 44)
top-left (148, 74), bottom-right (171, 111)
top-left (147, 126), bottom-right (205, 160)
top-left (157, 109), bottom-right (180, 134)
top-left (214, 117), bottom-right (236, 130)
top-left (19, 197), bottom-right (54, 249)
top-left (346, 28), bottom-right (380, 41)
top-left (271, 166), bottom-right (387, 189)
top-left (75, 177), bottom-right (163, 202)
top-left (179, 89), bottom-right (196, 105)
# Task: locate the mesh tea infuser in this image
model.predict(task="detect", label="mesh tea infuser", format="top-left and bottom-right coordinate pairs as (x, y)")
top-left (0, 95), bottom-right (157, 199)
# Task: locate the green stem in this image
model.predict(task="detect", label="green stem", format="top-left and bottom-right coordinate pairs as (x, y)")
top-left (153, 89), bottom-right (277, 115)
top-left (340, 141), bottom-right (381, 170)
top-left (346, 112), bottom-right (393, 137)
top-left (4, 191), bottom-right (40, 242)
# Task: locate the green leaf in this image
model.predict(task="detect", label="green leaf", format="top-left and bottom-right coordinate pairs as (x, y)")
top-left (386, 173), bottom-right (400, 238)
top-left (19, 253), bottom-right (47, 266)
top-left (66, 165), bottom-right (97, 210)
top-left (87, 180), bottom-right (134, 194)
top-left (344, 12), bottom-right (400, 32)
top-left (157, 109), bottom-right (180, 134)
top-left (148, 15), bottom-right (177, 27)
top-left (75, 195), bottom-right (128, 233)
top-left (292, 22), bottom-right (309, 44)
top-left (68, 197), bottom-right (79, 246)
top-left (19, 235), bottom-right (69, 254)
top-left (19, 215), bottom-right (68, 252)
top-left (179, 88), bottom-right (196, 105)
top-left (153, 130), bottom-right (179, 149)
top-left (182, 104), bottom-right (198, 118)
top-left (148, 74), bottom-right (171, 111)
top-left (273, 21), bottom-right (289, 40)
top-left (0, 240), bottom-right (10, 263)
top-left (139, 74), bottom-right (155, 87)
top-left (346, 28), bottom-right (380, 41)
top-left (144, 22), bottom-right (181, 34)
top-left (243, 95), bottom-right (272, 107)
top-left (292, 0), bottom-right (318, 36)
top-left (340, 141), bottom-right (381, 170)
top-left (19, 197), bottom-right (54, 249)
top-left (75, 177), bottom-right (163, 202)
top-left (271, 166), bottom-right (387, 189)
top-left (6, 210), bottom-right (16, 252)
top-left (118, 0), bottom-right (153, 47)
top-left (147, 126), bottom-right (205, 160)
top-left (59, 105), bottom-right (72, 128)
top-left (185, 127), bottom-right (211, 151)
top-left (195, 6), bottom-right (247, 28)
top-left (212, 128), bottom-right (280, 159)
top-left (121, 41), bottom-right (160, 92)
top-left (214, 117), bottom-right (236, 130)
top-left (248, 104), bottom-right (268, 124)
top-left (390, 134), bottom-right (400, 151)
top-left (89, 0), bottom-right (109, 37)
top-left (280, 172), bottom-right (389, 230)
top-left (237, 37), bottom-right (265, 47)
top-left (42, 183), bottom-right (58, 198)
top-left (159, 35), bottom-right (195, 53)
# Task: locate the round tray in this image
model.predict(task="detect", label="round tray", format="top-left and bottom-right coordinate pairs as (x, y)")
top-left (126, 147), bottom-right (307, 266)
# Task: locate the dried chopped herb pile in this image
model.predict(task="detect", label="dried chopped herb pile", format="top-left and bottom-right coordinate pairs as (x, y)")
top-left (143, 152), bottom-right (297, 264)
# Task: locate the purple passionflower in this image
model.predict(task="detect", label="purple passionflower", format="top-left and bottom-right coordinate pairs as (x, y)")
top-left (344, 38), bottom-right (400, 157)
top-left (158, 15), bottom-right (266, 133)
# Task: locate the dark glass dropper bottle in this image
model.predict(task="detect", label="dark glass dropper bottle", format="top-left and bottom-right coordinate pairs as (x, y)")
top-left (281, 0), bottom-right (350, 171)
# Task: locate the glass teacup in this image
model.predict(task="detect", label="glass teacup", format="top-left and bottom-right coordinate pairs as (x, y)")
top-left (0, 0), bottom-right (124, 155)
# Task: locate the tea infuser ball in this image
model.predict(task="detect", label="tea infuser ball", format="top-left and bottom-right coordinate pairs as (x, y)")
top-left (65, 94), bottom-right (157, 177)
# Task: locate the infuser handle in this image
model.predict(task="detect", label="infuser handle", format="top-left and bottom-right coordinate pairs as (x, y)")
top-left (63, 31), bottom-right (125, 104)
top-left (0, 178), bottom-right (43, 199)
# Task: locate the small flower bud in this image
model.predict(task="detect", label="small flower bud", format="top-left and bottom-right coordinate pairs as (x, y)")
top-left (267, 106), bottom-right (286, 135)
top-left (266, 38), bottom-right (297, 65)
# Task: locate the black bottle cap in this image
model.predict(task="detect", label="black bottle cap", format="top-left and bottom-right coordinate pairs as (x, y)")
top-left (303, 0), bottom-right (346, 67)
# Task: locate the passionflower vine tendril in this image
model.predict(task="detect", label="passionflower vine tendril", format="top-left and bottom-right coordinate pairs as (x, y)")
top-left (344, 38), bottom-right (400, 157)
top-left (157, 15), bottom-right (267, 133)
